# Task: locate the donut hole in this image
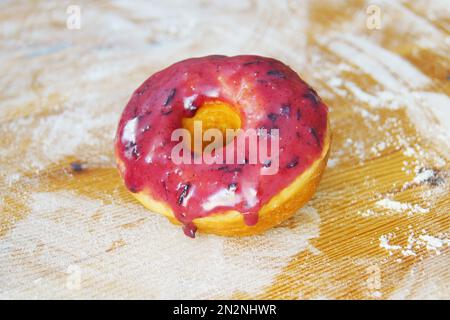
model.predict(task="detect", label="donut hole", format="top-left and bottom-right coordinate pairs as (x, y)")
top-left (182, 100), bottom-right (242, 152)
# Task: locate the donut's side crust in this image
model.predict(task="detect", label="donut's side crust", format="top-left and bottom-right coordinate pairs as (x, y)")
top-left (118, 120), bottom-right (330, 236)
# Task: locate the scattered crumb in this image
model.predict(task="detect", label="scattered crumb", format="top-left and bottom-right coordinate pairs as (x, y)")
top-left (70, 162), bottom-right (85, 172)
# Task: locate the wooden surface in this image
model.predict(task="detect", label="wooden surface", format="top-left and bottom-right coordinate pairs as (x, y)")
top-left (0, 0), bottom-right (449, 299)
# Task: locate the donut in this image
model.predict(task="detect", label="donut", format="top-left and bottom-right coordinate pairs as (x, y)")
top-left (115, 55), bottom-right (330, 237)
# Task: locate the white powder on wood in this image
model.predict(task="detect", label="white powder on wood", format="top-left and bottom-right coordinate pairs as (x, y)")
top-left (379, 234), bottom-right (402, 252)
top-left (0, 191), bottom-right (321, 299)
top-left (375, 198), bottom-right (429, 215)
top-left (379, 231), bottom-right (449, 257)
top-left (413, 169), bottom-right (435, 184)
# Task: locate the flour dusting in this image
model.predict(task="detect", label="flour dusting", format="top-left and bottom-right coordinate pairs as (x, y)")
top-left (0, 191), bottom-right (320, 299)
top-left (379, 230), bottom-right (450, 257)
top-left (375, 198), bottom-right (429, 215)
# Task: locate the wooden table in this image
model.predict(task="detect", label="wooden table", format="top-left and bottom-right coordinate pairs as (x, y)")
top-left (0, 0), bottom-right (449, 299)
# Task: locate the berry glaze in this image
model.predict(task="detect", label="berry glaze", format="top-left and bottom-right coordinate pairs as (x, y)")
top-left (115, 55), bottom-right (328, 237)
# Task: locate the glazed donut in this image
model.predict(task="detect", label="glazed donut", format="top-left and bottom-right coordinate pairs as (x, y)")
top-left (115, 55), bottom-right (330, 237)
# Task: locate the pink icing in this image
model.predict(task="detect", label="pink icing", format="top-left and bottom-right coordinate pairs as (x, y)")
top-left (115, 55), bottom-right (328, 237)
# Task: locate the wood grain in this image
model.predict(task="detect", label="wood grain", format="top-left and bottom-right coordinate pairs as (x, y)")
top-left (0, 0), bottom-right (449, 299)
